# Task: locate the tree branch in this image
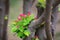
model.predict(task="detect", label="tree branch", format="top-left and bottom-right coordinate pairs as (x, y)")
top-left (45, 0), bottom-right (53, 40)
top-left (23, 0), bottom-right (60, 40)
top-left (29, 0), bottom-right (60, 29)
top-left (53, 0), bottom-right (60, 9)
top-left (23, 11), bottom-right (45, 40)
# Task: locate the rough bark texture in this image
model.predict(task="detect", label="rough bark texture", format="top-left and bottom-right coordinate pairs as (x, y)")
top-left (36, 5), bottom-right (58, 40)
top-left (45, 0), bottom-right (53, 40)
top-left (51, 6), bottom-right (58, 40)
top-left (23, 0), bottom-right (60, 40)
top-left (35, 6), bottom-right (45, 40)
top-left (36, 0), bottom-right (58, 40)
top-left (23, 0), bottom-right (60, 30)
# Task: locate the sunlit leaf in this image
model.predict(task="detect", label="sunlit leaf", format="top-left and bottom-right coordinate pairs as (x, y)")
top-left (19, 26), bottom-right (24, 32)
top-left (17, 32), bottom-right (25, 38)
top-left (11, 26), bottom-right (17, 32)
top-left (24, 30), bottom-right (31, 36)
top-left (10, 14), bottom-right (34, 38)
top-left (38, 0), bottom-right (46, 8)
top-left (4, 15), bottom-right (8, 20)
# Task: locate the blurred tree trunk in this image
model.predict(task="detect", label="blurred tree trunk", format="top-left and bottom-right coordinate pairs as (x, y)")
top-left (0, 0), bottom-right (9, 40)
top-left (2, 0), bottom-right (9, 40)
top-left (0, 0), bottom-right (6, 40)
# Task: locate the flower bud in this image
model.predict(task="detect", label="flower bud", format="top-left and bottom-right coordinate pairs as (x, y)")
top-left (18, 16), bottom-right (22, 20)
top-left (20, 14), bottom-right (27, 18)
top-left (23, 15), bottom-right (27, 18)
top-left (20, 14), bottom-right (24, 16)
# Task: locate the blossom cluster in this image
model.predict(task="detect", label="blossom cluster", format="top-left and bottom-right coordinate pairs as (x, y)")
top-left (10, 12), bottom-right (34, 39)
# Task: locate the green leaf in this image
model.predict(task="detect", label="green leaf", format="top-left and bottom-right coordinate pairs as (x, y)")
top-left (38, 0), bottom-right (46, 8)
top-left (23, 19), bottom-right (28, 26)
top-left (27, 15), bottom-right (34, 22)
top-left (17, 32), bottom-right (25, 38)
top-left (38, 0), bottom-right (45, 5)
top-left (19, 26), bottom-right (24, 32)
top-left (4, 15), bottom-right (8, 20)
top-left (10, 14), bottom-right (34, 38)
top-left (58, 8), bottom-right (60, 11)
top-left (17, 21), bottom-right (23, 26)
top-left (12, 21), bottom-right (16, 25)
top-left (23, 15), bottom-right (34, 26)
top-left (11, 26), bottom-right (17, 32)
top-left (35, 38), bottom-right (39, 40)
top-left (24, 30), bottom-right (31, 36)
top-left (32, 38), bottom-right (35, 40)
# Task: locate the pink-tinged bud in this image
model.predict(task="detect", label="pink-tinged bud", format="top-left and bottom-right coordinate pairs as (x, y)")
top-left (20, 14), bottom-right (24, 16)
top-left (18, 16), bottom-right (22, 20)
top-left (23, 15), bottom-right (27, 18)
top-left (28, 12), bottom-right (31, 16)
top-left (20, 14), bottom-right (27, 18)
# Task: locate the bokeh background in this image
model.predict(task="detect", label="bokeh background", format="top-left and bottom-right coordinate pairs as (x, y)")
top-left (8, 0), bottom-right (60, 40)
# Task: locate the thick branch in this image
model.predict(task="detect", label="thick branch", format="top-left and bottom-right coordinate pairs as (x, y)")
top-left (23, 0), bottom-right (60, 40)
top-left (45, 0), bottom-right (53, 40)
top-left (53, 0), bottom-right (60, 8)
top-left (23, 11), bottom-right (45, 40)
top-left (30, 0), bottom-right (60, 28)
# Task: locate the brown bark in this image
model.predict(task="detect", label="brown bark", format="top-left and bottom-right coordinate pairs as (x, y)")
top-left (23, 0), bottom-right (60, 40)
top-left (2, 0), bottom-right (9, 40)
top-left (45, 0), bottom-right (53, 40)
top-left (35, 6), bottom-right (45, 40)
top-left (0, 0), bottom-right (6, 40)
top-left (0, 0), bottom-right (9, 40)
top-left (36, 5), bottom-right (58, 40)
top-left (23, 0), bottom-right (60, 30)
top-left (36, 0), bottom-right (59, 40)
